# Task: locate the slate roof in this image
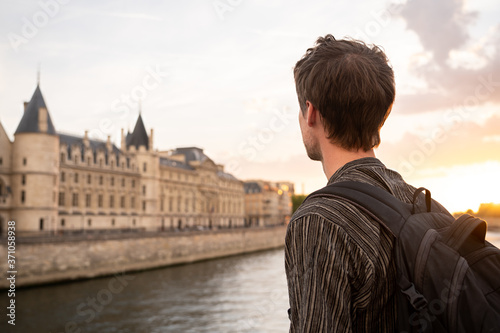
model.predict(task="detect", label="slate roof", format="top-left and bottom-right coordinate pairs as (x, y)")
top-left (244, 182), bottom-right (262, 194)
top-left (172, 147), bottom-right (208, 163)
top-left (126, 114), bottom-right (149, 150)
top-left (59, 133), bottom-right (121, 162)
top-left (159, 157), bottom-right (194, 171)
top-left (170, 147), bottom-right (240, 181)
top-left (217, 170), bottom-right (239, 181)
top-left (15, 85), bottom-right (56, 135)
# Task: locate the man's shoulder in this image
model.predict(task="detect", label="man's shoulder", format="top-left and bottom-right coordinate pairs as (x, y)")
top-left (289, 193), bottom-right (355, 229)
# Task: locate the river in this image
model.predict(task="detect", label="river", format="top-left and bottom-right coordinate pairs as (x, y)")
top-left (9, 248), bottom-right (290, 333)
top-left (5, 231), bottom-right (500, 333)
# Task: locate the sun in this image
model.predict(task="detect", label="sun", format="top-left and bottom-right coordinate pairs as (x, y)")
top-left (408, 161), bottom-right (500, 214)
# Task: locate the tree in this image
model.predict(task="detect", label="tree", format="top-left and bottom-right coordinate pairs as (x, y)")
top-left (292, 194), bottom-right (307, 214)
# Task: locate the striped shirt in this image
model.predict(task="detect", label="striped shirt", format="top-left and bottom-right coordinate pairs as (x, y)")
top-left (285, 157), bottom-right (417, 332)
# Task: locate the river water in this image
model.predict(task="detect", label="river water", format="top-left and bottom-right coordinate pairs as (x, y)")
top-left (5, 231), bottom-right (500, 333)
top-left (9, 248), bottom-right (290, 333)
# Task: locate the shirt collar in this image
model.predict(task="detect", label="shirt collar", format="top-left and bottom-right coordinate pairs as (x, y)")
top-left (327, 157), bottom-right (385, 185)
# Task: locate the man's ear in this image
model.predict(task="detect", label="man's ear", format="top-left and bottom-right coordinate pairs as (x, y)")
top-left (305, 101), bottom-right (319, 127)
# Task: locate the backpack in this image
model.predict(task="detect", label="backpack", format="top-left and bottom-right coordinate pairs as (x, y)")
top-left (307, 181), bottom-right (500, 332)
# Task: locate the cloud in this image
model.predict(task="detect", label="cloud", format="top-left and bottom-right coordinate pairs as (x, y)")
top-left (104, 12), bottom-right (163, 21)
top-left (377, 114), bottom-right (500, 177)
top-left (394, 0), bottom-right (500, 114)
top-left (400, 0), bottom-right (477, 65)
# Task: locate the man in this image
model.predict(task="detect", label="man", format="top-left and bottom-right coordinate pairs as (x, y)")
top-left (285, 35), bottom-right (417, 332)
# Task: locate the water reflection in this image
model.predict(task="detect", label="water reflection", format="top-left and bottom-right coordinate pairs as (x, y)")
top-left (13, 248), bottom-right (289, 333)
top-left (10, 232), bottom-right (500, 333)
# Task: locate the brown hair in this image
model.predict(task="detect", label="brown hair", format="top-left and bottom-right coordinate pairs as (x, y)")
top-left (294, 35), bottom-right (395, 151)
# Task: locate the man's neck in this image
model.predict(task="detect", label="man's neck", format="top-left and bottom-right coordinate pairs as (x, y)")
top-left (321, 144), bottom-right (376, 180)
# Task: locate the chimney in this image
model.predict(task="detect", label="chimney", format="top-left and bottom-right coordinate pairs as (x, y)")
top-left (83, 130), bottom-right (89, 147)
top-left (121, 128), bottom-right (126, 150)
top-left (23, 102), bottom-right (29, 112)
top-left (106, 135), bottom-right (112, 151)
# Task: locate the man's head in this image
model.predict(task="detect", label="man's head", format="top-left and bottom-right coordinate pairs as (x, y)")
top-left (294, 35), bottom-right (395, 159)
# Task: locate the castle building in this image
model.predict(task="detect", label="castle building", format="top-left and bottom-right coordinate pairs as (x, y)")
top-left (0, 85), bottom-right (247, 235)
top-left (244, 180), bottom-right (294, 227)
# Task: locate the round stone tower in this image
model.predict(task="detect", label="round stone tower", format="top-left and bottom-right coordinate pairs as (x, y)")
top-left (11, 85), bottom-right (59, 234)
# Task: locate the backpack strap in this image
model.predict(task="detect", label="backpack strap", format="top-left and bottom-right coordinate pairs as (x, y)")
top-left (307, 181), bottom-right (432, 316)
top-left (307, 181), bottom-right (413, 237)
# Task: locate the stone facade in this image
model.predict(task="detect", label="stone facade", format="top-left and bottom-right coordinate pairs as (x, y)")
top-left (0, 85), bottom-right (254, 235)
top-left (244, 180), bottom-right (294, 226)
top-left (0, 226), bottom-right (287, 288)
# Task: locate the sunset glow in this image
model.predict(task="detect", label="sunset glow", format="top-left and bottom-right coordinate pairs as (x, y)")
top-left (1, 0), bottom-right (499, 215)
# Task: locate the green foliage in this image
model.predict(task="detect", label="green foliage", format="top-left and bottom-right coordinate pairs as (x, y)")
top-left (292, 194), bottom-right (308, 214)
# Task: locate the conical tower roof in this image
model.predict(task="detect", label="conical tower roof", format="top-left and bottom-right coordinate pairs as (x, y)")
top-left (14, 85), bottom-right (56, 135)
top-left (126, 113), bottom-right (149, 149)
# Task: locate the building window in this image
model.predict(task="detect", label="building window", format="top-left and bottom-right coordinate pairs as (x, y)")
top-left (39, 218), bottom-right (44, 230)
top-left (23, 158), bottom-right (27, 166)
top-left (120, 196), bottom-right (125, 209)
top-left (87, 157), bottom-right (91, 166)
top-left (61, 219), bottom-right (65, 227)
top-left (98, 194), bottom-right (103, 208)
top-left (88, 219), bottom-right (91, 227)
top-left (111, 160), bottom-right (114, 168)
top-left (185, 198), bottom-right (189, 213)
top-left (110, 195), bottom-right (114, 208)
top-left (58, 192), bottom-right (65, 206)
top-left (74, 173), bottom-right (79, 183)
top-left (72, 193), bottom-right (79, 207)
top-left (60, 153), bottom-right (65, 163)
top-left (161, 198), bottom-right (164, 212)
top-left (87, 174), bottom-right (91, 184)
top-left (112, 219), bottom-right (115, 226)
top-left (131, 197), bottom-right (135, 209)
top-left (142, 185), bottom-right (146, 195)
top-left (132, 179), bottom-right (135, 188)
top-left (143, 163), bottom-right (147, 172)
top-left (142, 201), bottom-right (146, 211)
top-left (121, 178), bottom-right (125, 187)
top-left (61, 172), bottom-right (65, 182)
top-left (0, 157), bottom-right (2, 165)
top-left (21, 174), bottom-right (26, 185)
top-left (132, 219), bottom-right (136, 226)
top-left (99, 176), bottom-right (103, 185)
top-left (111, 177), bottom-right (114, 186)
top-left (21, 190), bottom-right (26, 203)
top-left (85, 194), bottom-right (91, 208)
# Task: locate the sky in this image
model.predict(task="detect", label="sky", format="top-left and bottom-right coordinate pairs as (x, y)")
top-left (0, 0), bottom-right (499, 213)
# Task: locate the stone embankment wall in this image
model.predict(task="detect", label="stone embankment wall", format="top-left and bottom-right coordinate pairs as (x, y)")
top-left (0, 226), bottom-right (286, 289)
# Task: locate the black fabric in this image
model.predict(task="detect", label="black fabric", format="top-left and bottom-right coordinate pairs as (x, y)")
top-left (306, 181), bottom-right (500, 333)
